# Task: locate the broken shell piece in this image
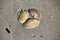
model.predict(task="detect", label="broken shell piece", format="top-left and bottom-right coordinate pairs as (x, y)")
top-left (18, 10), bottom-right (29, 24)
top-left (23, 19), bottom-right (40, 29)
top-left (28, 8), bottom-right (40, 19)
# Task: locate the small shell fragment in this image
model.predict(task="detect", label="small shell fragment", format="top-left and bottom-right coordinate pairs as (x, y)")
top-left (24, 19), bottom-right (40, 29)
top-left (28, 8), bottom-right (40, 19)
top-left (18, 10), bottom-right (29, 24)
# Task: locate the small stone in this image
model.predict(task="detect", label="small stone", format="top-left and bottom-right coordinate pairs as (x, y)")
top-left (51, 15), bottom-right (55, 20)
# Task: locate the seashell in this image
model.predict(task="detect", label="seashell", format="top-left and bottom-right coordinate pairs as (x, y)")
top-left (23, 18), bottom-right (40, 29)
top-left (18, 10), bottom-right (29, 24)
top-left (18, 8), bottom-right (41, 29)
